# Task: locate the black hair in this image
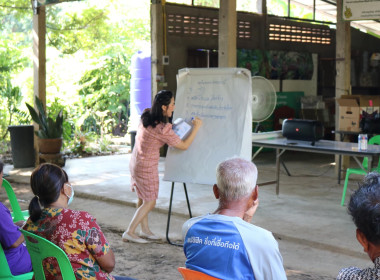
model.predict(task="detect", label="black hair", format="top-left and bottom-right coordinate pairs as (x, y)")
top-left (0, 160), bottom-right (3, 174)
top-left (348, 172), bottom-right (380, 245)
top-left (28, 163), bottom-right (68, 222)
top-left (141, 90), bottom-right (173, 128)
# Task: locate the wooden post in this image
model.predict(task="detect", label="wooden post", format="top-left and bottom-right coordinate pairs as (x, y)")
top-left (151, 0), bottom-right (165, 98)
top-left (335, 0), bottom-right (351, 176)
top-left (218, 0), bottom-right (237, 67)
top-left (151, 0), bottom-right (167, 157)
top-left (32, 5), bottom-right (46, 165)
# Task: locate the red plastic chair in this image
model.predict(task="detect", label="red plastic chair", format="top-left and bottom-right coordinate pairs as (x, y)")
top-left (178, 267), bottom-right (220, 280)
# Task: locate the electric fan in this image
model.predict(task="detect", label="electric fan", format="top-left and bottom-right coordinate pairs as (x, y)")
top-left (251, 76), bottom-right (277, 132)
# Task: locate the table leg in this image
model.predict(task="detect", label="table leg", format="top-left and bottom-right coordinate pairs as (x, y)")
top-left (353, 156), bottom-right (365, 171)
top-left (337, 133), bottom-right (344, 184)
top-left (338, 155), bottom-right (342, 184)
top-left (281, 160), bottom-right (291, 176)
top-left (368, 157), bottom-right (373, 172)
top-left (252, 146), bottom-right (264, 161)
top-left (276, 148), bottom-right (281, 195)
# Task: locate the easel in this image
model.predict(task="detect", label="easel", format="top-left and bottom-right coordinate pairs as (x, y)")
top-left (166, 182), bottom-right (192, 247)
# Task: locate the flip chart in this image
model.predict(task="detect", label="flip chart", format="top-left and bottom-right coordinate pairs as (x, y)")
top-left (163, 68), bottom-right (252, 185)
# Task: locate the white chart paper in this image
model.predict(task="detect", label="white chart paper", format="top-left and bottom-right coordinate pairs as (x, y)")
top-left (163, 68), bottom-right (252, 185)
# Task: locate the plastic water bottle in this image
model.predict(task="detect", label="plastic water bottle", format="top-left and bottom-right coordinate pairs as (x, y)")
top-left (358, 134), bottom-right (368, 151)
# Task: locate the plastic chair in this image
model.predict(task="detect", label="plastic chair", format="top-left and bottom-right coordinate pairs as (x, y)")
top-left (178, 267), bottom-right (220, 280)
top-left (20, 230), bottom-right (76, 280)
top-left (0, 242), bottom-right (34, 279)
top-left (1, 178), bottom-right (29, 222)
top-left (341, 135), bottom-right (380, 206)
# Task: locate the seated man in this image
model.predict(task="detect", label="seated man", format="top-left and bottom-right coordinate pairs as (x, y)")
top-left (182, 157), bottom-right (287, 280)
top-left (337, 172), bottom-right (380, 279)
top-left (0, 160), bottom-right (32, 275)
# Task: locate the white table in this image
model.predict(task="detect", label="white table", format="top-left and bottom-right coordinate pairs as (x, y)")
top-left (252, 136), bottom-right (380, 195)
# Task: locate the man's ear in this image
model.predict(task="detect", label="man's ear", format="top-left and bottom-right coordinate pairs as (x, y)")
top-left (252, 185), bottom-right (258, 201)
top-left (356, 229), bottom-right (369, 253)
top-left (213, 184), bottom-right (220, 199)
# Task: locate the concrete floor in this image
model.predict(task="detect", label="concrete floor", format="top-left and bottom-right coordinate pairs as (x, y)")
top-left (5, 150), bottom-right (374, 278)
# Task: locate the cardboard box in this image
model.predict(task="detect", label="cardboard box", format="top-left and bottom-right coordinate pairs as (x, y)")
top-left (341, 95), bottom-right (380, 117)
top-left (359, 96), bottom-right (380, 117)
top-left (337, 98), bottom-right (360, 131)
top-left (341, 94), bottom-right (361, 103)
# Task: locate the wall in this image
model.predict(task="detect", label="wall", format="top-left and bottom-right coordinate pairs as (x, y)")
top-left (163, 3), bottom-right (380, 98)
top-left (269, 53), bottom-right (318, 96)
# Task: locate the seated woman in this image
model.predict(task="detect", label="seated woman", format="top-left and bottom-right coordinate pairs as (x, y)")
top-left (337, 172), bottom-right (380, 279)
top-left (0, 160), bottom-right (32, 276)
top-left (23, 163), bottom-right (134, 280)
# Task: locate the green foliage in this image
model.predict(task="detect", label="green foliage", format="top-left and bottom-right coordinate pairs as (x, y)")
top-left (0, 139), bottom-right (9, 154)
top-left (0, 5), bottom-right (31, 140)
top-left (0, 0), bottom-right (151, 150)
top-left (78, 54), bottom-right (130, 135)
top-left (46, 4), bottom-right (111, 54)
top-left (0, 40), bottom-right (28, 74)
top-left (70, 129), bottom-right (93, 155)
top-left (68, 130), bottom-right (115, 156)
top-left (267, 0), bottom-right (288, 17)
top-left (193, 0), bottom-right (219, 8)
top-left (98, 136), bottom-right (113, 153)
top-left (0, 78), bottom-right (29, 139)
top-left (0, 0), bottom-right (31, 27)
top-left (25, 96), bottom-right (63, 139)
top-left (48, 97), bottom-right (73, 143)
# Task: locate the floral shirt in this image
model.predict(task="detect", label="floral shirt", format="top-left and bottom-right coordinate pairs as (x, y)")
top-left (24, 208), bottom-right (114, 280)
top-left (337, 257), bottom-right (380, 280)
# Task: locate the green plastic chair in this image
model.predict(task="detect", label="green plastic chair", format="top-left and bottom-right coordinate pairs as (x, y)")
top-left (1, 178), bottom-right (29, 222)
top-left (0, 242), bottom-right (34, 279)
top-left (341, 135), bottom-right (380, 206)
top-left (20, 229), bottom-right (76, 280)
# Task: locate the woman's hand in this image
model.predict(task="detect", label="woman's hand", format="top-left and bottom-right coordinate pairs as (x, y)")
top-left (192, 117), bottom-right (203, 129)
top-left (174, 117), bottom-right (203, 150)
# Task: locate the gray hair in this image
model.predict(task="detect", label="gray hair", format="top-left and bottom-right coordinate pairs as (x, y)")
top-left (216, 157), bottom-right (258, 200)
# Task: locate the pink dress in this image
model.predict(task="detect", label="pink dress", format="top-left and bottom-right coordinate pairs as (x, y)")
top-left (129, 122), bottom-right (181, 201)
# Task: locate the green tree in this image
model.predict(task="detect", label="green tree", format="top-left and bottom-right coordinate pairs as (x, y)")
top-left (78, 53), bottom-right (131, 135)
top-left (46, 3), bottom-right (110, 54)
top-left (0, 0), bottom-right (151, 150)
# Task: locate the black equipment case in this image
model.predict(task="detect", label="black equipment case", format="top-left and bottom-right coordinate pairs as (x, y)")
top-left (282, 119), bottom-right (324, 145)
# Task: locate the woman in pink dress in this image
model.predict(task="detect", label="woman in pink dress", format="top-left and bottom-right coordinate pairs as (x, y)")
top-left (123, 90), bottom-right (202, 243)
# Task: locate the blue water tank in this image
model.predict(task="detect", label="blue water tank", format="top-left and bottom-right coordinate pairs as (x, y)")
top-left (129, 50), bottom-right (152, 131)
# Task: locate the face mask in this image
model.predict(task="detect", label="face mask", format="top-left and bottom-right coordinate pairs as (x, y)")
top-left (65, 183), bottom-right (74, 205)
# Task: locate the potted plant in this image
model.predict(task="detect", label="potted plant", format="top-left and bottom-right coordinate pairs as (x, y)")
top-left (26, 96), bottom-right (63, 154)
top-left (3, 78), bottom-right (35, 168)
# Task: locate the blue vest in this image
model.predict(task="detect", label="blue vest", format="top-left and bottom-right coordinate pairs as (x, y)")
top-left (184, 218), bottom-right (255, 280)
